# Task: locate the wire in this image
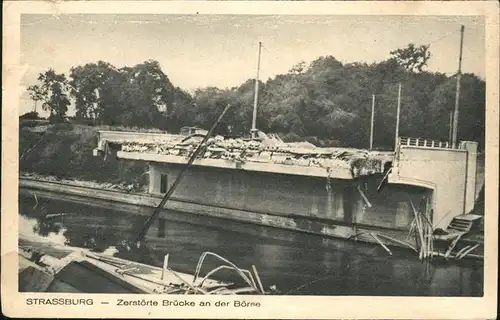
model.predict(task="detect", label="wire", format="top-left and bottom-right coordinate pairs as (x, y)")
top-left (426, 30), bottom-right (458, 46)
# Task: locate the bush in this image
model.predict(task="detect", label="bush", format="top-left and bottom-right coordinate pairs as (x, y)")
top-left (19, 111), bottom-right (40, 120)
top-left (19, 124), bottom-right (149, 187)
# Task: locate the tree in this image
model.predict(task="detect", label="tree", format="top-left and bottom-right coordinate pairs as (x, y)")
top-left (67, 60), bottom-right (183, 129)
top-left (289, 61), bottom-right (306, 74)
top-left (27, 85), bottom-right (44, 113)
top-left (165, 87), bottom-right (197, 133)
top-left (260, 74), bottom-right (308, 135)
top-left (25, 52), bottom-right (484, 150)
top-left (69, 61), bottom-right (118, 121)
top-left (28, 69), bottom-right (70, 122)
top-left (115, 60), bottom-right (175, 128)
top-left (429, 73), bottom-right (485, 148)
top-left (192, 87), bottom-right (233, 134)
top-left (390, 43), bottom-right (432, 73)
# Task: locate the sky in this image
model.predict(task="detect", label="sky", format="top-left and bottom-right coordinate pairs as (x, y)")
top-left (20, 14), bottom-right (485, 116)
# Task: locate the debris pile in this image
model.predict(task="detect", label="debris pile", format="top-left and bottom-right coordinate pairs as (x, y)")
top-left (119, 135), bottom-right (393, 178)
top-left (19, 243), bottom-right (277, 295)
top-left (21, 172), bottom-right (145, 193)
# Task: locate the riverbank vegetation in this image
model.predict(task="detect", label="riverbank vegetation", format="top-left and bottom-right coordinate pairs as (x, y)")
top-left (25, 43), bottom-right (485, 150)
top-left (20, 124), bottom-right (149, 189)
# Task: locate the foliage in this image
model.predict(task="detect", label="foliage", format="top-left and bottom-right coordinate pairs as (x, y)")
top-left (20, 124), bottom-right (148, 186)
top-left (68, 60), bottom-right (178, 129)
top-left (69, 61), bottom-right (116, 121)
top-left (27, 69), bottom-right (71, 122)
top-left (390, 43), bottom-right (432, 73)
top-left (26, 44), bottom-right (485, 150)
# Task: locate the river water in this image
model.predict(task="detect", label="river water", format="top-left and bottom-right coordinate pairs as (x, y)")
top-left (19, 195), bottom-right (483, 296)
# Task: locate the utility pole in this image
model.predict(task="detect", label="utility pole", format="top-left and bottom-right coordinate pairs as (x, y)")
top-left (251, 41), bottom-right (262, 140)
top-left (370, 94), bottom-right (375, 149)
top-left (451, 25), bottom-right (465, 148)
top-left (394, 83), bottom-right (402, 150)
top-left (448, 111), bottom-right (453, 144)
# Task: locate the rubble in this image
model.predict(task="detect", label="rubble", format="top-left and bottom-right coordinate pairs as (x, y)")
top-left (117, 134), bottom-right (393, 178)
top-left (21, 172), bottom-right (145, 193)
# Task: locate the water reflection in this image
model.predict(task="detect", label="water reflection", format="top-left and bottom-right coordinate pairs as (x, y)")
top-left (19, 195), bottom-right (483, 296)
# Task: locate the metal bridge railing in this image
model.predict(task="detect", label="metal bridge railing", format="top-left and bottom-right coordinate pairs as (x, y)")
top-left (398, 137), bottom-right (459, 149)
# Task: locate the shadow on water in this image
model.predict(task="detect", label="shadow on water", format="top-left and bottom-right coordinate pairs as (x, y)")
top-left (19, 195), bottom-right (483, 296)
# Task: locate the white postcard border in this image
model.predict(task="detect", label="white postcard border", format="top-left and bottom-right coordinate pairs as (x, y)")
top-left (2, 1), bottom-right (498, 319)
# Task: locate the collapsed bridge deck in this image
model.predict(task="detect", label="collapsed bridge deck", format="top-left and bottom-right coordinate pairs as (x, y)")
top-left (95, 130), bottom-right (394, 180)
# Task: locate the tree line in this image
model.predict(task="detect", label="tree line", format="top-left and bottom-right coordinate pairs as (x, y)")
top-left (26, 44), bottom-right (485, 150)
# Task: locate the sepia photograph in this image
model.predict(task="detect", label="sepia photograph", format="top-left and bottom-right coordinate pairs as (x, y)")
top-left (2, 1), bottom-right (498, 319)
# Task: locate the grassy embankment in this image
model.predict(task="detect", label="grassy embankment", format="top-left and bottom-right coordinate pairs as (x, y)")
top-left (19, 123), bottom-right (149, 191)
